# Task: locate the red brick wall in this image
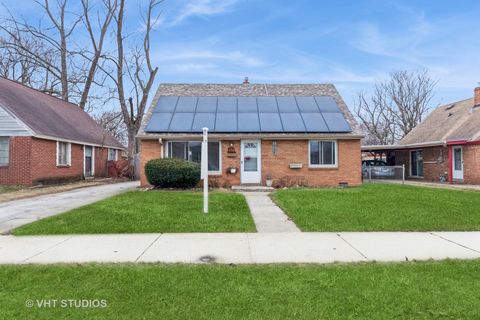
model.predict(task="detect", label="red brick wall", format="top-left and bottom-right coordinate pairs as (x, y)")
top-left (94, 147), bottom-right (109, 178)
top-left (139, 138), bottom-right (362, 187)
top-left (0, 136), bottom-right (32, 185)
top-left (463, 144), bottom-right (480, 184)
top-left (394, 146), bottom-right (449, 182)
top-left (139, 139), bottom-right (162, 186)
top-left (30, 138), bottom-right (84, 184)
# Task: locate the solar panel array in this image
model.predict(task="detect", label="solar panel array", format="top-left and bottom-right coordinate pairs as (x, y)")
top-left (145, 96), bottom-right (352, 133)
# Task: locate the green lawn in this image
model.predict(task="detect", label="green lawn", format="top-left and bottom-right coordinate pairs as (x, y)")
top-left (14, 191), bottom-right (255, 235)
top-left (1, 260), bottom-right (480, 319)
top-left (0, 185), bottom-right (23, 194)
top-left (272, 183), bottom-right (480, 231)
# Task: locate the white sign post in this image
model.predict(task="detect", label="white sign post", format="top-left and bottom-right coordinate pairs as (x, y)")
top-left (201, 127), bottom-right (209, 214)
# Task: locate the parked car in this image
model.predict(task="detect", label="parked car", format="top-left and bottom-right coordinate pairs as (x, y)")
top-left (362, 160), bottom-right (396, 178)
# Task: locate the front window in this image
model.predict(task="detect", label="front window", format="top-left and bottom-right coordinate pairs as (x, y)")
top-left (108, 148), bottom-right (117, 161)
top-left (57, 142), bottom-right (71, 166)
top-left (410, 150), bottom-right (423, 177)
top-left (167, 141), bottom-right (221, 172)
top-left (0, 137), bottom-right (9, 165)
top-left (309, 140), bottom-right (337, 167)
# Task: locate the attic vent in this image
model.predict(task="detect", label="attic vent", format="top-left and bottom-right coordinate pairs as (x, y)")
top-left (446, 104), bottom-right (455, 110)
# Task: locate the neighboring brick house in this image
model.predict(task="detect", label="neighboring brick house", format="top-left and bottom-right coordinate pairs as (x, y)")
top-left (362, 87), bottom-right (480, 185)
top-left (137, 81), bottom-right (364, 188)
top-left (0, 77), bottom-right (124, 186)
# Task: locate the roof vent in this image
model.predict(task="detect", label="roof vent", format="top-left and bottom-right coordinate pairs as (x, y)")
top-left (243, 77), bottom-right (249, 85)
top-left (446, 104), bottom-right (455, 110)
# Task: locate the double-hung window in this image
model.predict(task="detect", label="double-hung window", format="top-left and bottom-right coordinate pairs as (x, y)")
top-left (309, 140), bottom-right (337, 167)
top-left (410, 150), bottom-right (424, 177)
top-left (108, 148), bottom-right (117, 161)
top-left (57, 141), bottom-right (71, 166)
top-left (0, 137), bottom-right (9, 165)
top-left (167, 141), bottom-right (221, 173)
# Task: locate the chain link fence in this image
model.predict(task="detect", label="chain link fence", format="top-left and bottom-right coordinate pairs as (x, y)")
top-left (363, 165), bottom-right (405, 183)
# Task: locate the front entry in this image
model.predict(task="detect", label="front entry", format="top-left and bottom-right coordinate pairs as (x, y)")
top-left (241, 140), bottom-right (261, 184)
top-left (452, 146), bottom-right (464, 180)
top-left (84, 146), bottom-right (93, 177)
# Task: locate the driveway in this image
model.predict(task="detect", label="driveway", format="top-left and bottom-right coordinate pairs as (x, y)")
top-left (0, 181), bottom-right (139, 234)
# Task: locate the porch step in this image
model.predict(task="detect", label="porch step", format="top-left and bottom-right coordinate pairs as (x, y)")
top-left (231, 185), bottom-right (274, 192)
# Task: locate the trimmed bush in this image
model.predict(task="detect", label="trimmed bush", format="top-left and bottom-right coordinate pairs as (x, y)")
top-left (145, 158), bottom-right (201, 189)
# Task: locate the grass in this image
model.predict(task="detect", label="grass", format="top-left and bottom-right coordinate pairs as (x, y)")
top-left (14, 191), bottom-right (255, 235)
top-left (0, 185), bottom-right (23, 194)
top-left (272, 183), bottom-right (480, 231)
top-left (1, 260), bottom-right (480, 319)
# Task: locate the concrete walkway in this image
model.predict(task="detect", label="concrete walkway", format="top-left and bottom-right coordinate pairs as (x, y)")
top-left (0, 181), bottom-right (139, 234)
top-left (1, 232), bottom-right (479, 264)
top-left (241, 192), bottom-right (300, 233)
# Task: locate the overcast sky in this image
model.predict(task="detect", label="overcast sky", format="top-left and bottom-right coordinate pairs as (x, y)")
top-left (3, 0), bottom-right (480, 109)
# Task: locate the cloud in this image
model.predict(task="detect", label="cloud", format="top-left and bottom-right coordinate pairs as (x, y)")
top-left (169, 0), bottom-right (239, 26)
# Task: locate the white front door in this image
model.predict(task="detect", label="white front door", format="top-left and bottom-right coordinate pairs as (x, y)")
top-left (452, 146), bottom-right (464, 180)
top-left (241, 140), bottom-right (261, 184)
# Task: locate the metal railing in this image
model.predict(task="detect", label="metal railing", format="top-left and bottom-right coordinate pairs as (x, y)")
top-left (363, 164), bottom-right (405, 184)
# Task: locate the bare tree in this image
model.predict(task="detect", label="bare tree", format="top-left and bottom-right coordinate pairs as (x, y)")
top-left (0, 0), bottom-right (116, 109)
top-left (94, 110), bottom-right (128, 146)
top-left (355, 69), bottom-right (436, 145)
top-left (111, 0), bottom-right (161, 174)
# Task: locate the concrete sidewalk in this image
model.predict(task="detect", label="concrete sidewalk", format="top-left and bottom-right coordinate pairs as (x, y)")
top-left (1, 232), bottom-right (479, 264)
top-left (0, 181), bottom-right (139, 234)
top-left (241, 192), bottom-right (300, 233)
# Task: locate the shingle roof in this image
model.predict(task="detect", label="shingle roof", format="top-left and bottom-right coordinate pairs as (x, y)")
top-left (400, 98), bottom-right (480, 145)
top-left (138, 83), bottom-right (363, 137)
top-left (0, 77), bottom-right (124, 149)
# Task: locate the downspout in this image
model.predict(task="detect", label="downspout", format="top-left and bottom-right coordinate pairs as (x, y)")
top-left (448, 146), bottom-right (453, 184)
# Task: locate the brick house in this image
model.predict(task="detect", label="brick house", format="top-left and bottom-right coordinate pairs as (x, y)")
top-left (362, 87), bottom-right (480, 185)
top-left (0, 77), bottom-right (124, 186)
top-left (137, 82), bottom-right (364, 188)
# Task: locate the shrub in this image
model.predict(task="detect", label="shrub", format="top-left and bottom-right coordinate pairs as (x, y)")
top-left (145, 158), bottom-right (201, 188)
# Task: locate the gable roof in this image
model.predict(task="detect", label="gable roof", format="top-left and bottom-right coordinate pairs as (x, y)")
top-left (0, 77), bottom-right (124, 149)
top-left (138, 83), bottom-right (363, 137)
top-left (400, 98), bottom-right (480, 145)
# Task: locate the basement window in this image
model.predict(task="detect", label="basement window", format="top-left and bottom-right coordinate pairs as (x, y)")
top-left (0, 137), bottom-right (9, 165)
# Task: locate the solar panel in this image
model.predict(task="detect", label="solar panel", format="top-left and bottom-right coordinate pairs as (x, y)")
top-left (301, 113), bottom-right (329, 132)
top-left (153, 96), bottom-right (178, 112)
top-left (192, 113), bottom-right (215, 131)
top-left (144, 95), bottom-right (352, 134)
top-left (238, 113), bottom-right (260, 132)
top-left (280, 113), bottom-right (306, 132)
top-left (145, 113), bottom-right (172, 131)
top-left (296, 96), bottom-right (319, 112)
top-left (257, 97), bottom-right (277, 113)
top-left (175, 96), bottom-right (197, 112)
top-left (215, 113), bottom-right (237, 132)
top-left (259, 113), bottom-right (283, 132)
top-left (315, 96), bottom-right (340, 113)
top-left (169, 113), bottom-right (195, 132)
top-left (276, 96), bottom-right (298, 112)
top-left (196, 97), bottom-right (217, 112)
top-left (237, 97), bottom-right (257, 113)
top-left (217, 97), bottom-right (237, 113)
top-left (322, 113), bottom-right (351, 132)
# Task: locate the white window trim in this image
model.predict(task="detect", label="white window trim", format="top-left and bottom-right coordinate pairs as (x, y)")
top-left (308, 140), bottom-right (338, 168)
top-left (56, 141), bottom-right (71, 167)
top-left (165, 140), bottom-right (222, 175)
top-left (108, 148), bottom-right (118, 161)
top-left (0, 137), bottom-right (9, 166)
top-left (409, 149), bottom-right (424, 178)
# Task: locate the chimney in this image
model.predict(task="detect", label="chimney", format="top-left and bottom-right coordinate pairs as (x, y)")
top-left (242, 77), bottom-right (249, 85)
top-left (475, 86), bottom-right (480, 107)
